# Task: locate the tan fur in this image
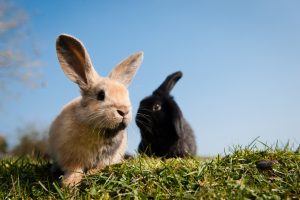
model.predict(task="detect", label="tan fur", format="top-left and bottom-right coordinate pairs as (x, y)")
top-left (48, 34), bottom-right (143, 187)
top-left (109, 52), bottom-right (143, 86)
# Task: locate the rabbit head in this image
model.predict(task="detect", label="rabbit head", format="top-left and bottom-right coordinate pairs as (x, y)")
top-left (56, 34), bottom-right (143, 134)
top-left (136, 71), bottom-right (184, 141)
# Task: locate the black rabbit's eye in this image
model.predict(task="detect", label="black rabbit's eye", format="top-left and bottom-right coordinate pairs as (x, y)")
top-left (97, 90), bottom-right (105, 101)
top-left (152, 103), bottom-right (161, 111)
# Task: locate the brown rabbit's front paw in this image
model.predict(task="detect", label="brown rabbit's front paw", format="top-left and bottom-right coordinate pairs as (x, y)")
top-left (86, 168), bottom-right (99, 175)
top-left (62, 170), bottom-right (84, 187)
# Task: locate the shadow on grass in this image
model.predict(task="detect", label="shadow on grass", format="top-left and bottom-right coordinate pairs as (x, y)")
top-left (0, 157), bottom-right (63, 199)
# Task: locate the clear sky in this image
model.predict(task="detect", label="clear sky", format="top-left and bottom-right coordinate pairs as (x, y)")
top-left (1, 0), bottom-right (300, 155)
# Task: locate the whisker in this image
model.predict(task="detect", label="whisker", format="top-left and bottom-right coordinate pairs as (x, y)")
top-left (136, 113), bottom-right (152, 124)
top-left (136, 118), bottom-right (153, 135)
top-left (138, 107), bottom-right (153, 113)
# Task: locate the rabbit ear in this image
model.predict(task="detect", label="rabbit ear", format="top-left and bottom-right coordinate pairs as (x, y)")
top-left (56, 34), bottom-right (99, 90)
top-left (173, 117), bottom-right (184, 137)
top-left (169, 101), bottom-right (184, 137)
top-left (153, 71), bottom-right (182, 95)
top-left (109, 52), bottom-right (143, 87)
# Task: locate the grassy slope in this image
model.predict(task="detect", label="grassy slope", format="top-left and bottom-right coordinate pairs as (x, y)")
top-left (0, 146), bottom-right (299, 199)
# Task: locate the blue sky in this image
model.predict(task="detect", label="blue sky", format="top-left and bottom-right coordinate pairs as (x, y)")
top-left (1, 0), bottom-right (300, 155)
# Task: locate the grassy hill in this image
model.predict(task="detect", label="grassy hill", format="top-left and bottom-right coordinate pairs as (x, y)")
top-left (0, 145), bottom-right (299, 199)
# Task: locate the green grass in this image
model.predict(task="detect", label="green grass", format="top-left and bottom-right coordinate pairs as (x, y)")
top-left (0, 145), bottom-right (299, 199)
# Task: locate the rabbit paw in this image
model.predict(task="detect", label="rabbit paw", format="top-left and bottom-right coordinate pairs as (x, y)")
top-left (62, 170), bottom-right (84, 187)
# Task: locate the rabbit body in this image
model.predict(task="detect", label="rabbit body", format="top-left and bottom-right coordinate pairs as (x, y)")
top-left (48, 34), bottom-right (143, 186)
top-left (136, 71), bottom-right (197, 158)
top-left (49, 97), bottom-right (128, 185)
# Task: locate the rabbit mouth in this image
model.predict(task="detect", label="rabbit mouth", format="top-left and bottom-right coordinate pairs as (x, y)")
top-left (116, 120), bottom-right (127, 130)
top-left (102, 121), bottom-right (127, 138)
top-left (108, 119), bottom-right (128, 131)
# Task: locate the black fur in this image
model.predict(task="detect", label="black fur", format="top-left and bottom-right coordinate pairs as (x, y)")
top-left (136, 71), bottom-right (197, 158)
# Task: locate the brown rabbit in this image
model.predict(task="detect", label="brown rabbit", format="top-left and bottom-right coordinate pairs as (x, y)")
top-left (48, 34), bottom-right (143, 186)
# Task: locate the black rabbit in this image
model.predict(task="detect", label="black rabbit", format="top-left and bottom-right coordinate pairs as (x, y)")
top-left (136, 71), bottom-right (197, 158)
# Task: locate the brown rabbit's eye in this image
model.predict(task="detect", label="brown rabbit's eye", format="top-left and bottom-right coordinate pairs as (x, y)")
top-left (152, 103), bottom-right (161, 111)
top-left (97, 90), bottom-right (105, 101)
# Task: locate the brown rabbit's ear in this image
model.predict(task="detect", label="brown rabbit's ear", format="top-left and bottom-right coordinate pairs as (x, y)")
top-left (56, 34), bottom-right (99, 90)
top-left (153, 71), bottom-right (182, 95)
top-left (109, 52), bottom-right (143, 87)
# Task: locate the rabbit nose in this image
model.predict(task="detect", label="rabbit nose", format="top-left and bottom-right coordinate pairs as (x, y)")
top-left (117, 109), bottom-right (128, 117)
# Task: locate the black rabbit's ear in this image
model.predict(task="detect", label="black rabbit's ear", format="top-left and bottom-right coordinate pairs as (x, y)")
top-left (174, 117), bottom-right (184, 137)
top-left (153, 71), bottom-right (182, 95)
top-left (171, 105), bottom-right (185, 137)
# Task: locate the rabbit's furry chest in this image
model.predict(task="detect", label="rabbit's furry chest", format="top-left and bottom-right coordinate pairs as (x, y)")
top-left (84, 131), bottom-right (126, 170)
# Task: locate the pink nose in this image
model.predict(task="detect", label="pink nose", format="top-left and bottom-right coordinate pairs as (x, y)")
top-left (117, 109), bottom-right (129, 117)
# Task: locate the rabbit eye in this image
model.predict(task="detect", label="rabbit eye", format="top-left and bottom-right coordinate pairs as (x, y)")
top-left (152, 103), bottom-right (161, 111)
top-left (97, 90), bottom-right (105, 101)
